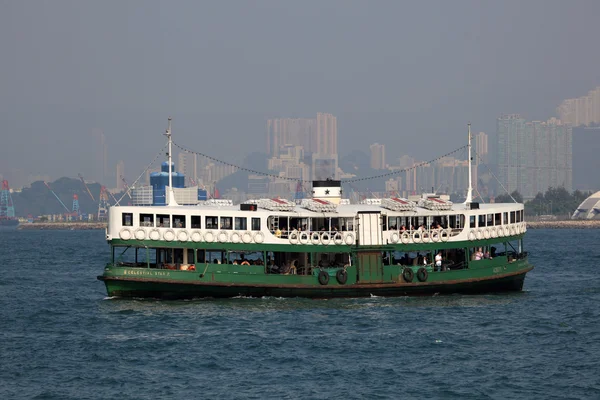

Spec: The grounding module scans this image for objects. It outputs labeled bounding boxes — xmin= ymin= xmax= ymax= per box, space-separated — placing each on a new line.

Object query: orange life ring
xmin=241 ymin=261 xmax=250 ymax=265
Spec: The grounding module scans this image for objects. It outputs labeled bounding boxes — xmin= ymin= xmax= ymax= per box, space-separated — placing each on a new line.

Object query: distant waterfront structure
xmin=557 ymin=86 xmax=600 ymax=126
xmin=370 ymin=143 xmax=386 ymax=170
xmin=496 ymin=114 xmax=572 ymax=198
xmin=474 ymin=132 xmax=488 ymax=165
xmin=572 ymin=191 xmax=600 ymax=219
xmin=116 ymin=161 xmax=125 ymax=191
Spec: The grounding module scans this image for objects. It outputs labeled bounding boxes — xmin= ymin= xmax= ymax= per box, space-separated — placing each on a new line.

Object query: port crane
xmin=78 ymin=173 xmax=95 ymax=201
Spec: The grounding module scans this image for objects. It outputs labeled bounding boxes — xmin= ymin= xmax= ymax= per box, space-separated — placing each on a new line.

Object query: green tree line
xmin=495 ymin=187 xmax=591 ymax=217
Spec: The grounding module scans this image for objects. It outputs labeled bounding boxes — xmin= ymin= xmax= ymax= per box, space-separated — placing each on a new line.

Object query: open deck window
xmin=251 ymin=217 xmax=261 ymax=231
xmin=470 ymin=215 xmax=476 ymax=228
xmin=173 ymin=215 xmax=186 ymax=228
xmin=122 ymin=213 xmax=133 ymax=226
xmin=510 ymin=211 xmax=516 ymax=223
xmin=206 ymin=216 xmax=218 ymax=229
xmin=191 ymin=216 xmax=201 ymax=229
xmin=235 ymin=217 xmax=247 ymax=230
xmin=157 ymin=214 xmax=170 ymax=228
xmin=495 ymin=213 xmax=501 ymax=226
xmin=140 ymin=213 xmax=154 ymax=227
xmin=220 ymin=217 xmax=232 ymax=230
xmin=487 ymin=214 xmax=493 ymax=226
xmin=478 ymin=214 xmax=486 ymax=227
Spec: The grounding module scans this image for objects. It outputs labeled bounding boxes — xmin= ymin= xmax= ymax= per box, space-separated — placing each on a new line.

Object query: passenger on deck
xmin=475 ymin=248 xmax=483 ymax=261
xmin=275 ymin=228 xmax=282 ymax=238
xmin=435 ymin=252 xmax=443 ymax=271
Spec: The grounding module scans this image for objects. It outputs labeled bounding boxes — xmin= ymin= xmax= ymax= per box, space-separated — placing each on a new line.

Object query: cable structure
xmin=172 ymin=141 xmax=468 ymax=184
xmin=115 ymin=142 xmax=169 ymax=206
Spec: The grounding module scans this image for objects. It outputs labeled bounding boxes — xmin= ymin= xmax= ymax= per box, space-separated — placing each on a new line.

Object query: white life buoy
xmin=509 ymin=225 xmax=515 ymax=236
xmin=218 ymin=231 xmax=229 ymax=243
xmin=231 ymin=232 xmax=241 ymax=243
xmin=503 ymin=226 xmax=509 ymax=237
xmin=119 ymin=228 xmax=132 ymax=241
xmin=483 ymin=227 xmax=491 ymax=239
xmin=149 ymin=229 xmax=160 ymax=241
xmin=288 ymin=230 xmax=299 ymax=245
xmin=401 ymin=231 xmax=410 ymax=244
xmin=490 ymin=226 xmax=497 ymax=238
xmin=311 ymin=232 xmax=321 ymax=245
xmin=254 ymin=231 xmax=264 ymax=244
xmin=522 ymin=222 xmax=527 ymax=233
xmin=163 ymin=229 xmax=175 ymax=242
xmin=344 ymin=232 xmax=355 ymax=245
xmin=191 ymin=230 xmax=203 ymax=242
xmin=299 ymin=232 xmax=310 ymax=245
xmin=204 ymin=230 xmax=215 ymax=243
xmin=412 ymin=231 xmax=422 ymax=243
xmin=421 ymin=231 xmax=430 ymax=243
xmin=431 ymin=230 xmax=440 ymax=243
xmin=333 ymin=232 xmax=343 ymax=245
xmin=440 ymin=228 xmax=450 ymax=242
xmin=476 ymin=229 xmax=483 ymax=240
xmin=390 ymin=232 xmax=400 ymax=244
xmin=497 ymin=226 xmax=504 ymax=237
xmin=468 ymin=229 xmax=476 ymax=241
xmin=177 ymin=230 xmax=189 ymax=242
xmin=242 ymin=231 xmax=252 ymax=244
xmin=134 ymin=228 xmax=146 ymax=241
xmin=321 ymin=232 xmax=331 ymax=245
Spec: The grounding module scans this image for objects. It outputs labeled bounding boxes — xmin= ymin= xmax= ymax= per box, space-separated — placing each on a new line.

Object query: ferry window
xmin=187 ymin=249 xmax=195 ymax=263
xmin=122 ymin=213 xmax=133 ymax=226
xmin=173 ymin=215 xmax=186 ymax=228
xmin=478 ymin=214 xmax=486 ymax=227
xmin=235 ymin=217 xmax=247 ymax=230
xmin=220 ymin=217 xmax=233 ymax=230
xmin=140 ymin=213 xmax=154 ymax=227
xmin=510 ymin=211 xmax=516 ymax=223
xmin=157 ymin=214 xmax=170 ymax=228
xmin=251 ymin=217 xmax=261 ymax=231
xmin=503 ymin=212 xmax=508 ymax=225
xmin=459 ymin=215 xmax=465 ymax=228
xmin=196 ymin=249 xmax=205 ymax=263
xmin=206 ymin=216 xmax=218 ymax=229
xmin=470 ymin=215 xmax=476 ymax=228
xmin=191 ymin=216 xmax=201 ymax=229
xmin=487 ymin=214 xmax=493 ymax=226
xmin=382 ymin=216 xmax=387 ymax=231
xmin=495 ymin=213 xmax=501 ymax=226
xmin=517 ymin=210 xmax=523 ymax=223
xmin=388 ymin=217 xmax=398 ymax=230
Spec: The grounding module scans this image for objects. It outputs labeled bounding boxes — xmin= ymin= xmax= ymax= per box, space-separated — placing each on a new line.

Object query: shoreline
xmin=14 ymin=220 xmax=600 ymax=231
xmin=17 ymin=222 xmax=107 ymax=230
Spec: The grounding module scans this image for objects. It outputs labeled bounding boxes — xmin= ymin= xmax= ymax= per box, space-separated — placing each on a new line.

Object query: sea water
xmin=0 ymin=229 xmax=599 ymax=399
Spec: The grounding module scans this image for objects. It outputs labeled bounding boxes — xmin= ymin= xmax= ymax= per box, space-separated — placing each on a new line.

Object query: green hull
xmin=98 ymin=259 xmax=533 ymax=300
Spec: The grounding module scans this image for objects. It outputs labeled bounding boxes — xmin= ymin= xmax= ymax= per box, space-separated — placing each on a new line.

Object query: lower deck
xmin=99 ymin=237 xmax=532 ymax=299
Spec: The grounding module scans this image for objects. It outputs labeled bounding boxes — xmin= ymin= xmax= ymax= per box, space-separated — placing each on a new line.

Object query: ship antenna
xmin=465 ymin=122 xmax=473 ymax=205
xmin=164 ymin=116 xmax=179 ymax=206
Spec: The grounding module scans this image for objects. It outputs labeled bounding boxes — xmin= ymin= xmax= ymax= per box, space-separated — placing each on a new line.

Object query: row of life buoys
xmin=317 ymin=268 xmax=348 ymax=285
xmin=288 ymin=231 xmax=355 ymax=246
xmin=119 ymin=228 xmax=265 ymax=244
xmin=467 ymin=223 xmax=528 ymax=241
xmin=391 ymin=229 xmax=452 ymax=244
xmin=402 ymin=267 xmax=428 ymax=283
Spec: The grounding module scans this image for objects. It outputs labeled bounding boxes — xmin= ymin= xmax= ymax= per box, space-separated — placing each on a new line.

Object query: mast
xmin=465 ymin=122 xmax=473 ymax=205
xmin=164 ymin=117 xmax=179 ymax=206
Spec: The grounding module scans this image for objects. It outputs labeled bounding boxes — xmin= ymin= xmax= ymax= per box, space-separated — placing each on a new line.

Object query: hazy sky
xmin=1 ymin=0 xmax=600 ymax=186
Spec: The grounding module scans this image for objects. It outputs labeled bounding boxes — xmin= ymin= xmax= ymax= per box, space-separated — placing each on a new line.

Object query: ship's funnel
xmin=312 ymin=180 xmax=342 ymax=205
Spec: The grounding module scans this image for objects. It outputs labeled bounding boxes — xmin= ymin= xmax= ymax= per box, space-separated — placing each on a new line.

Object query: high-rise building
xmin=474 ymin=132 xmax=488 ymax=165
xmin=178 ymin=152 xmax=191 ymax=186
xmin=370 ymin=143 xmax=386 ymax=170
xmin=316 ymin=112 xmax=337 ymax=156
xmin=266 ymin=118 xmax=316 ymax=157
xmin=116 ymin=161 xmax=125 ymax=191
xmin=557 ymin=86 xmax=600 ymax=126
xmin=496 ymin=114 xmax=572 ymax=198
xmin=496 ymin=114 xmax=529 ymax=196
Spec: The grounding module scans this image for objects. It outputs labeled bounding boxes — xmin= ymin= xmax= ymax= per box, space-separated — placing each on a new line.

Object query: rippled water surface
xmin=1 ymin=229 xmax=599 ymax=399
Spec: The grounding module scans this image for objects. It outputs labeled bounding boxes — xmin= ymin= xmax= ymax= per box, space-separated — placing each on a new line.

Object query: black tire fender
xmin=318 ymin=270 xmax=329 ymax=285
xmin=417 ymin=267 xmax=428 ymax=282
xmin=402 ymin=268 xmax=414 ymax=283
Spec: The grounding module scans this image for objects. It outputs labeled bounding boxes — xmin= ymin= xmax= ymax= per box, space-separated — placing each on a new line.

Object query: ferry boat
xmin=97 ymin=120 xmax=533 ymax=299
